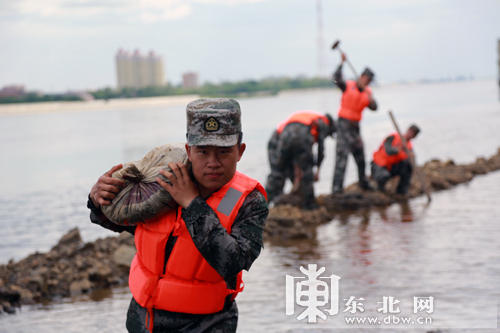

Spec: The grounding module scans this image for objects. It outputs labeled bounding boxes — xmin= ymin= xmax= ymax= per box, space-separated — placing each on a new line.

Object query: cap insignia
xmin=204 ymin=117 xmax=219 ymax=132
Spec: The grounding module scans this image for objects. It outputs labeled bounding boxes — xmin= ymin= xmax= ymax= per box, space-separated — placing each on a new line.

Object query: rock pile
xmin=0 ymin=228 xmax=135 ymax=314
xmin=265 ymin=148 xmax=500 ymax=239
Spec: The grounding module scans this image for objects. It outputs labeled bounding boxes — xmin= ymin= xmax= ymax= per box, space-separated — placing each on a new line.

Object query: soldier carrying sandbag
xmin=87 ymin=98 xmax=269 ymax=333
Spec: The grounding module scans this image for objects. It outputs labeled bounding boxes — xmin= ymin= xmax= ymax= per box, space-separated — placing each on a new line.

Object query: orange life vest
xmin=373 ymin=132 xmax=413 ymax=170
xmin=128 ymin=171 xmax=266 ymax=320
xmin=276 ymin=110 xmax=330 ymax=141
xmin=338 ymin=80 xmax=372 ymax=122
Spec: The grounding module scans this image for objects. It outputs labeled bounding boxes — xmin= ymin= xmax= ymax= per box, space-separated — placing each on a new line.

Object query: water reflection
xmin=265 ymin=200 xmax=417 ymax=270
xmin=267 ymin=236 xmax=322 ymax=263
xmin=88 ymin=288 xmax=114 ymax=302
xmin=375 ymin=200 xmax=415 ymax=223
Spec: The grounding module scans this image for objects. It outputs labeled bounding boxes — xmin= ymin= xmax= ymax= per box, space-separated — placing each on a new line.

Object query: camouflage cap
xmin=361 ymin=67 xmax=375 ymax=81
xmin=186 ymin=98 xmax=242 ymax=147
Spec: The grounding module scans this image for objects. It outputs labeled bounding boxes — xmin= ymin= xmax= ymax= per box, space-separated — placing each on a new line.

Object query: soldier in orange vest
xmin=87 ymin=98 xmax=269 ymax=333
xmin=332 ymin=52 xmax=377 ymax=193
xmin=265 ymin=111 xmax=335 ymax=209
xmin=371 ymin=124 xmax=420 ymax=195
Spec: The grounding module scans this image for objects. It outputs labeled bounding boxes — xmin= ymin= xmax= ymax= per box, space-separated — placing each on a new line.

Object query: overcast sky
xmin=1 ymin=0 xmax=499 ymax=92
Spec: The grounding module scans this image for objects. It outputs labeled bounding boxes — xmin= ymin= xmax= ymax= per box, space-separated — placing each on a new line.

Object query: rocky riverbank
xmin=264 ymin=148 xmax=500 ymax=239
xmin=0 ymin=228 xmax=136 ymax=314
xmin=1 ymin=148 xmax=499 ymax=314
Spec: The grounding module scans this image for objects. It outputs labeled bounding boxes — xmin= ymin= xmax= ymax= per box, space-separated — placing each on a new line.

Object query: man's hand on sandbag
xmin=157 ymin=162 xmax=199 ymax=209
xmin=90 ymin=164 xmax=125 ymax=208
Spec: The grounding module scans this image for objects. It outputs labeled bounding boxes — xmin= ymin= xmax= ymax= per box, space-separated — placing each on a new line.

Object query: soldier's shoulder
xmin=282 ymin=122 xmax=310 ymax=134
xmin=243 ymin=188 xmax=268 ymax=207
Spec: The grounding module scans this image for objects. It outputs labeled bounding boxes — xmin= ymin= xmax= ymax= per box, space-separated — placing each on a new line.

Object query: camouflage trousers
xmin=265 ymin=125 xmax=316 ymax=208
xmin=332 ymin=117 xmax=368 ymax=192
xmin=371 ymin=160 xmax=413 ymax=194
xmin=126 ymin=297 xmax=238 ymax=333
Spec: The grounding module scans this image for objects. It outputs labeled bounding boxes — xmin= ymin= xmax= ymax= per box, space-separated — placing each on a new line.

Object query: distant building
xmin=0 ymin=85 xmax=25 ymax=98
xmin=182 ymin=72 xmax=199 ymax=89
xmin=115 ymin=49 xmax=165 ymax=89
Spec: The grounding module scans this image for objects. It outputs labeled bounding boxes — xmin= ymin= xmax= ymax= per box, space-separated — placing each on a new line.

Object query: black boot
xmin=377 ymin=180 xmax=387 ymax=192
xmin=332 ymin=186 xmax=344 ymax=194
xmin=359 ymin=179 xmax=374 ymax=191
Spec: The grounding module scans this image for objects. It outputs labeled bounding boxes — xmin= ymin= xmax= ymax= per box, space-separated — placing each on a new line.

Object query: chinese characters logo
xmin=285 ymin=264 xmax=435 ymax=325
xmin=285 ymin=264 xmax=340 ymax=323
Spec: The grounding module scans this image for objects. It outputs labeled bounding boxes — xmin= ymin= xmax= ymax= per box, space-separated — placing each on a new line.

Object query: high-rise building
xmin=0 ymin=85 xmax=25 ymax=98
xmin=182 ymin=72 xmax=199 ymax=89
xmin=116 ymin=49 xmax=134 ymax=89
xmin=115 ymin=49 xmax=165 ymax=89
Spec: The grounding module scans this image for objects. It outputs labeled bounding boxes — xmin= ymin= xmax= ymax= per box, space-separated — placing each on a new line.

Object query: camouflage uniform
xmin=88 ymin=98 xmax=268 ymax=333
xmin=371 ymin=160 xmax=412 ymax=195
xmin=332 ymin=117 xmax=368 ymax=192
xmin=371 ymin=134 xmax=414 ymax=194
xmin=266 ymin=119 xmax=331 ymax=209
xmin=331 ymin=64 xmax=377 ymax=193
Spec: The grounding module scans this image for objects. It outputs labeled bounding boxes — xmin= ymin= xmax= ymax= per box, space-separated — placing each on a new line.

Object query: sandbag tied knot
xmin=122 ymin=164 xmax=145 ymax=183
xmin=101 ymin=143 xmax=188 ymax=225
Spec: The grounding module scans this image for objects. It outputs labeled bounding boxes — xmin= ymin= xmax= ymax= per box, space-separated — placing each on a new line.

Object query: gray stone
xmin=54 ymin=227 xmax=82 ymax=248
xmin=69 ymin=279 xmax=92 ymax=297
xmin=112 ymin=245 xmax=136 ymax=268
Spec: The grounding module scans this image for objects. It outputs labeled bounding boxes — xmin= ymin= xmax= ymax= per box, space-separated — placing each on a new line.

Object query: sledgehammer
xmin=331 ymin=40 xmax=358 ymax=79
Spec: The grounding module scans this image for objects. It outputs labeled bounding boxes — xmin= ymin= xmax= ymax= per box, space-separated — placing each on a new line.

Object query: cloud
xmin=137 ymin=0 xmax=192 ymax=22
xmin=194 ymin=0 xmax=265 ymax=4
xmin=11 ymin=0 xmax=127 ymax=18
xmin=139 ymin=2 xmax=192 ymax=23
xmin=362 ymin=0 xmax=439 ymax=8
xmin=5 ymin=0 xmax=267 ymax=23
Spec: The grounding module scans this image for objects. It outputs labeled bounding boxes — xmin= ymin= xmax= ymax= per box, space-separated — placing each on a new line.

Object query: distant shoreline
xmin=0 ymin=94 xmax=199 ymax=115
xmin=0 ymin=76 xmax=332 ymax=108
xmin=0 ymin=78 xmax=495 ymax=116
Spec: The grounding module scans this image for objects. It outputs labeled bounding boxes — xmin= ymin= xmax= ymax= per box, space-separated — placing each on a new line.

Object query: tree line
xmin=0 ymin=76 xmax=332 ymax=104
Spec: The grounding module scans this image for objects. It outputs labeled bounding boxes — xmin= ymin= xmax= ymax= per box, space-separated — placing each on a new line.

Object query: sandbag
xmin=101 ymin=143 xmax=189 ymax=225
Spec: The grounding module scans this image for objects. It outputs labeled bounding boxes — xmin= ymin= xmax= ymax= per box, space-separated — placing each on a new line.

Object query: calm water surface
xmin=0 ymin=80 xmax=499 ymax=332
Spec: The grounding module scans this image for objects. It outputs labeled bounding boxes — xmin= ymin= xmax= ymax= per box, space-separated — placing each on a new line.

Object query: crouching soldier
xmin=87 ymin=98 xmax=269 ymax=333
xmin=265 ymin=110 xmax=335 ymax=209
xmin=371 ymin=124 xmax=420 ymax=195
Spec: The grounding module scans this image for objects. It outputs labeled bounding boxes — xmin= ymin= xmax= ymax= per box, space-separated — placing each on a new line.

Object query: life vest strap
xmin=145 ymin=306 xmax=154 ymax=333
xmin=228 ymin=272 xmax=245 ymax=301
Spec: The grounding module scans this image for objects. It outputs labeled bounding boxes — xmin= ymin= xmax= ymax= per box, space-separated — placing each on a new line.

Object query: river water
xmin=0 ymin=80 xmax=499 ymax=332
